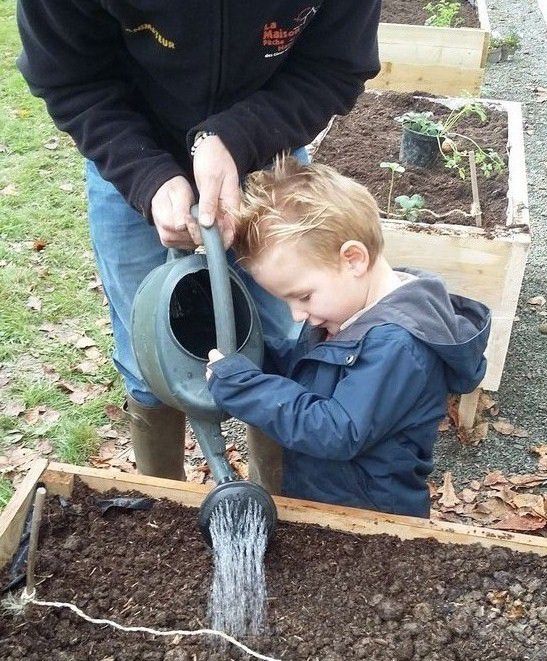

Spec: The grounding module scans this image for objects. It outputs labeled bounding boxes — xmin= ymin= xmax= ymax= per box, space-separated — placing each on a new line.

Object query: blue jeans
xmin=86 ymin=147 xmax=309 ymax=405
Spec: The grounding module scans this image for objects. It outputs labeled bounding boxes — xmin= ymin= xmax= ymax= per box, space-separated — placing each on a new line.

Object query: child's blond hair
xmin=234 ymin=155 xmax=383 ymax=268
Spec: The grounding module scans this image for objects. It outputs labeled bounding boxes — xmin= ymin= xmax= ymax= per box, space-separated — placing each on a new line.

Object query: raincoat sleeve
xmin=262 ymin=335 xmax=298 ymax=377
xmin=208 ymin=334 xmax=432 ymax=461
xmin=188 ymin=0 xmax=381 ymax=177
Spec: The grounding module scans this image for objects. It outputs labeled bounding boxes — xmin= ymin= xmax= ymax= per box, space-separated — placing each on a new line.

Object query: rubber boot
xmin=246 ymin=425 xmax=283 ymax=496
xmin=124 ymin=394 xmax=186 ymax=481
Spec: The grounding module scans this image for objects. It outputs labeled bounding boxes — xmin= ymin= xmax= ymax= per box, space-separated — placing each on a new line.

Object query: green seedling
xmin=424 ymin=0 xmax=462 ymax=27
xmin=490 ymin=30 xmax=521 ymax=51
xmin=380 ymin=162 xmax=405 ymax=218
xmin=395 ymin=111 xmax=444 ymax=137
xmin=395 ymin=194 xmax=426 ymax=221
xmin=395 ymin=103 xmax=505 ymax=180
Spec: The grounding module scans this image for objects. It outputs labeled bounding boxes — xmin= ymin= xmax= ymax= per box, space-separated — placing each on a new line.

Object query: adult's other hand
xmin=193 ymin=135 xmax=239 ymax=248
xmin=151 ymin=175 xmax=199 ymax=249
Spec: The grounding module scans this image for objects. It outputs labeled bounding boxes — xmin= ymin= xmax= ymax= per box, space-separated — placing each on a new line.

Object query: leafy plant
xmin=395 ymin=111 xmax=444 ymax=137
xmin=490 ymin=30 xmax=521 ymax=51
xmin=395 ymin=103 xmax=506 ymax=180
xmin=424 ymin=0 xmax=462 ymax=27
xmin=395 ymin=194 xmax=426 ymax=221
xmin=380 ymin=162 xmax=405 ymax=218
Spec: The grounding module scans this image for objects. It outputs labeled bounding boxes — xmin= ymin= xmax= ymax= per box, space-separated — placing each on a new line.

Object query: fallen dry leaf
xmin=76 ymin=360 xmax=100 ymax=375
xmin=508 ymin=473 xmax=547 ymax=488
xmin=533 ymin=86 xmax=547 ymax=102
xmin=105 ymin=404 xmax=124 ymax=421
xmin=492 ymin=419 xmax=516 ymax=435
xmin=506 ymin=600 xmax=526 ymax=620
xmin=483 ymin=470 xmax=508 ymax=487
xmin=84 ymin=346 xmax=103 ymax=361
xmin=475 ymin=497 xmax=513 ymax=520
xmin=477 ymin=392 xmax=499 ymax=416
xmin=75 ymin=335 xmax=96 ymax=349
xmin=438 ymin=416 xmax=451 ymax=432
xmin=527 ymin=295 xmax=545 ymax=307
xmin=530 ymin=445 xmax=547 ymax=471
xmin=26 ymin=295 xmax=42 ymax=312
xmin=43 ymin=136 xmax=60 ymax=150
xmin=492 ymin=513 xmax=546 ymax=532
xmin=1 ymin=183 xmax=18 ymax=196
xmin=97 ymin=424 xmax=119 ymax=439
xmin=511 ymin=493 xmax=546 ymax=518
xmin=22 ymin=406 xmax=60 ymax=426
xmin=458 ymin=420 xmax=489 ymax=445
xmin=460 ymin=488 xmax=477 ymax=504
xmin=438 ymin=471 xmax=460 ymax=509
xmin=3 ymin=401 xmax=25 ymax=417
xmin=428 ymin=482 xmax=439 ymax=499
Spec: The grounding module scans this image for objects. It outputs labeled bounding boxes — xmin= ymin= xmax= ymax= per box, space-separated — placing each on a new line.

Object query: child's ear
xmin=340 ymin=241 xmax=369 ymax=276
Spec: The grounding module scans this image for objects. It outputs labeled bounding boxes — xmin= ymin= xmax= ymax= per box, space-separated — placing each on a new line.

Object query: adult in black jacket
xmin=16 ymin=1 xmax=381 ymax=482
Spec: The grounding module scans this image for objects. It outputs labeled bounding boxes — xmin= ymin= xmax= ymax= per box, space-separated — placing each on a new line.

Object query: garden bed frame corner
xmin=373 ymin=0 xmax=491 ymax=96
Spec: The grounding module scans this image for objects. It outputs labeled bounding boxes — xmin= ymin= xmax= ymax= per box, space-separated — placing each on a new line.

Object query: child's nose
xmin=291 ymin=307 xmax=308 ymax=323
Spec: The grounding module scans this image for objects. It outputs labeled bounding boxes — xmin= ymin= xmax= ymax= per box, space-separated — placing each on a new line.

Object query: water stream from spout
xmin=208 ymin=499 xmax=269 ymax=637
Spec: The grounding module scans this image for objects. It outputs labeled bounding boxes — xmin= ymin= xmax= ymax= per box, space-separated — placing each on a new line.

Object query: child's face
xmin=250 ymin=242 xmax=369 ymax=336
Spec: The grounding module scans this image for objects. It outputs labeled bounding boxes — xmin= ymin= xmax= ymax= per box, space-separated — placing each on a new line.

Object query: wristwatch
xmin=191 ymin=131 xmax=217 ymax=156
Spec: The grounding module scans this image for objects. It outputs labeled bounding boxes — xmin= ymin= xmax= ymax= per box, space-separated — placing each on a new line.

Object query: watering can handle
xmin=166 ymin=205 xmax=237 ymax=357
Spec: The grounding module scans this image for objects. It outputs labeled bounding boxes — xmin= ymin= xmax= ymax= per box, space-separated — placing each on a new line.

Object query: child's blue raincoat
xmin=207 ymin=269 xmax=491 ymax=517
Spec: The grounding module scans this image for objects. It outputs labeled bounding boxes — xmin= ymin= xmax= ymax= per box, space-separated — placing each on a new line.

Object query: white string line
xmin=22 ymin=590 xmax=280 ymax=661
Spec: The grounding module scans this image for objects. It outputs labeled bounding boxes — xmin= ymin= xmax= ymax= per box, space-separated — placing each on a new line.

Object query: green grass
xmin=0 ymin=478 xmax=14 ymax=508
xmin=0 ymin=1 xmax=125 ymax=509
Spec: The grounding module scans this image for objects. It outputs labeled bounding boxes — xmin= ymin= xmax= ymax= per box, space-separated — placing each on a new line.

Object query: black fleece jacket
xmin=17 ymin=1 xmax=381 ymax=219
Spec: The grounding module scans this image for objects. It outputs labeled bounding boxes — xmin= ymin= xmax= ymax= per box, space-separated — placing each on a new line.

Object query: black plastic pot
xmin=399 ymin=127 xmax=440 ymax=168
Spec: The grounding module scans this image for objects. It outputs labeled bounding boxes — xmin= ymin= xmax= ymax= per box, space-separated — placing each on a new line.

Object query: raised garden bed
xmin=313 ymin=91 xmax=529 ymax=425
xmin=1 ymin=462 xmax=546 ymax=659
xmin=373 ymin=0 xmax=490 ymax=95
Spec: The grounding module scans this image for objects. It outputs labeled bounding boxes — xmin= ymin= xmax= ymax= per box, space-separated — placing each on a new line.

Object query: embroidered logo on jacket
xmin=125 ymin=24 xmax=175 ymax=49
xmin=262 ymin=6 xmax=318 ymax=58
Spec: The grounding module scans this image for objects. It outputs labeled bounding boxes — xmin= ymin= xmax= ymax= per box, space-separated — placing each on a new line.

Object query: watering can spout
xmin=198 ymin=480 xmax=277 ymax=547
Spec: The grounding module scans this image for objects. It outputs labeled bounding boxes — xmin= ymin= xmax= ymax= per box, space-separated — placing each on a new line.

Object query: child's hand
xmin=206 ymin=349 xmax=225 ymax=381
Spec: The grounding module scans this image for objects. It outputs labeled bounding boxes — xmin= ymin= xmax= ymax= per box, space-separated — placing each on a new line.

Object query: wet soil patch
xmin=380 ymin=0 xmax=480 ymax=29
xmin=314 ymin=91 xmax=510 ymax=231
xmin=1 ymin=481 xmax=546 ymax=660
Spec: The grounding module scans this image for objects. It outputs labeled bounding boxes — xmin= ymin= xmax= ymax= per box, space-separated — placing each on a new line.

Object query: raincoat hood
xmin=334 ymin=268 xmax=491 ymax=394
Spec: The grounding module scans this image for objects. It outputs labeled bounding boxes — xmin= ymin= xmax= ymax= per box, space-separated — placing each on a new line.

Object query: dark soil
xmin=380 ymin=0 xmax=480 ymax=29
xmin=314 ymin=91 xmax=510 ymax=231
xmin=1 ymin=481 xmax=546 ymax=661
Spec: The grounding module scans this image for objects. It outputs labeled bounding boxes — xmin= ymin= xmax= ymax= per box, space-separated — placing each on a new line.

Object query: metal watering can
xmin=130 ymin=206 xmax=277 ymax=545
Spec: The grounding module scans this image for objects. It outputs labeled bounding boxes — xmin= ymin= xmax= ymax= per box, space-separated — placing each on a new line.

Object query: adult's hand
xmin=193 ymin=135 xmax=240 ymax=248
xmin=151 ymin=175 xmax=200 ymax=249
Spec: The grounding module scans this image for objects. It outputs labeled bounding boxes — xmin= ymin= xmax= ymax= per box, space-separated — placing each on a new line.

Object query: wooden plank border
xmin=0 ymin=458 xmax=48 ymax=569
xmin=12 ymin=462 xmax=546 ymax=559
xmin=373 ymin=0 xmax=490 ymax=95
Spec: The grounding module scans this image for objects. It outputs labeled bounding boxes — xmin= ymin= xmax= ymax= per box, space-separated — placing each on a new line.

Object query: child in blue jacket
xmin=206 ymin=157 xmax=491 ymax=518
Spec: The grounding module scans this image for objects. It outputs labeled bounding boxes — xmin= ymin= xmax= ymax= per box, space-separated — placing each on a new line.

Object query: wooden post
xmin=25 ymin=487 xmax=47 ymax=596
xmin=468 ymin=150 xmax=482 ymax=227
xmin=458 ymin=389 xmax=482 ymax=429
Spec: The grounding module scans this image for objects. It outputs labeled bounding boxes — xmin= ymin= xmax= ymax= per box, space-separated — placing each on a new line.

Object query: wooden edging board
xmin=371 ymin=0 xmax=491 ymax=96
xmin=1 ymin=461 xmax=546 ymax=571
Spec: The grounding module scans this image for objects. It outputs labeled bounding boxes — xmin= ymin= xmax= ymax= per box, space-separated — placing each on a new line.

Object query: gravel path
xmin=434 ymin=0 xmax=547 ymax=484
